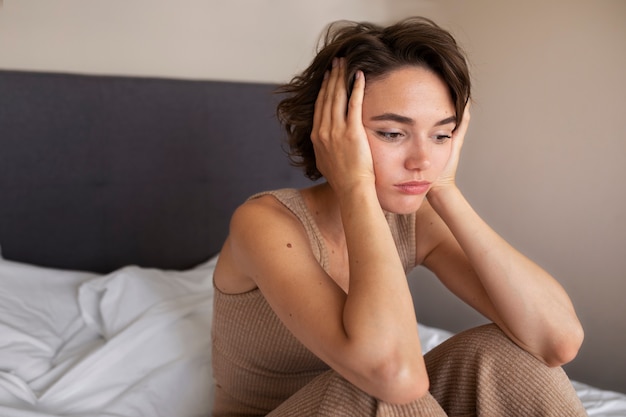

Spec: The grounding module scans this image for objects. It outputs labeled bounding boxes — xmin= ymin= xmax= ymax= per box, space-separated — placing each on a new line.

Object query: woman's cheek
xmin=434 ymin=143 xmax=452 ymax=170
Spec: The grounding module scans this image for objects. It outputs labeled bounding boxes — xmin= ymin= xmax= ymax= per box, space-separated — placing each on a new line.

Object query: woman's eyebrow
xmin=369 ymin=113 xmax=415 ymax=125
xmin=369 ymin=113 xmax=457 ymax=127
xmin=434 ymin=115 xmax=457 ymax=126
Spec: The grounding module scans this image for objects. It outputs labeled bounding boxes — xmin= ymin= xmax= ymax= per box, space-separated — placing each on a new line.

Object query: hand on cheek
xmin=431 ymin=103 xmax=471 ymax=192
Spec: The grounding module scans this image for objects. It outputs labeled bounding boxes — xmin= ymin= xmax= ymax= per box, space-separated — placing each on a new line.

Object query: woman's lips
xmin=394 ymin=181 xmax=431 ymax=195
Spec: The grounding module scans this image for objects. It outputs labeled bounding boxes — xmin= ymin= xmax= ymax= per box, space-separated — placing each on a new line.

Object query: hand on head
xmin=311 ymin=57 xmax=374 ymax=193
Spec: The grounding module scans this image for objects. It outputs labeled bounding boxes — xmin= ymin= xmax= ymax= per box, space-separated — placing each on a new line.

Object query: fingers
xmin=311 ymin=58 xmax=345 ymax=178
xmin=329 ymin=58 xmax=348 ymax=124
xmin=454 ymin=102 xmax=471 ymax=139
xmin=449 ymin=101 xmax=471 ymax=154
xmin=347 ymin=69 xmax=365 ymax=129
xmin=312 ymin=70 xmax=329 ymax=140
xmin=313 ymin=58 xmax=350 ymax=141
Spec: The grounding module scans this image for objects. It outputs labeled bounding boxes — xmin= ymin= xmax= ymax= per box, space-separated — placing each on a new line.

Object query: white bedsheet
xmin=0 ymin=257 xmax=216 ymax=417
xmin=0 ymin=256 xmax=625 ymax=417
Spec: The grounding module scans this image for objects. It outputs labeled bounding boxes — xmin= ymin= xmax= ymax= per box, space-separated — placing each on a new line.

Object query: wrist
xmin=339 ymin=192 xmax=381 ymax=223
xmin=334 ymin=177 xmax=377 ymax=204
xmin=426 ymin=184 xmax=463 ymax=213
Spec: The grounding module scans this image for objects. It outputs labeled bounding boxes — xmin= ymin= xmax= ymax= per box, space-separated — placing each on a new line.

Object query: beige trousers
xmin=268 ymin=324 xmax=588 ymax=417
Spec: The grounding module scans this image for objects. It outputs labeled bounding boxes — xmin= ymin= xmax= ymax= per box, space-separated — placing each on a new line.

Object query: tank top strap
xmin=249 ymin=189 xmax=330 ymax=273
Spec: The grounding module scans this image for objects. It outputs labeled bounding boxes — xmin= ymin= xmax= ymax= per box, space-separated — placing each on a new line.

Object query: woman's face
xmin=361 ymin=66 xmax=456 ymax=214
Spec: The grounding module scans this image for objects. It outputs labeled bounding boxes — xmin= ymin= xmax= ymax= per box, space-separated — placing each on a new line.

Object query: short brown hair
xmin=276 ymin=17 xmax=471 ymax=181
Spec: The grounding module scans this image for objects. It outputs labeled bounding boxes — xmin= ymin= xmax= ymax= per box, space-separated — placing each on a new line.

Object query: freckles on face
xmin=360 ymin=66 xmax=456 ymax=212
xmin=361 ymin=66 xmax=456 ymax=134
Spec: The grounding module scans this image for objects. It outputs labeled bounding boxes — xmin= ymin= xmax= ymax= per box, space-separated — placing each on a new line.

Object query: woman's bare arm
xmin=422 ymin=107 xmax=584 ymax=366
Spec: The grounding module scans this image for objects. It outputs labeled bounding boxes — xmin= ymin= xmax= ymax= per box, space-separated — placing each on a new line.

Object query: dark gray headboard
xmin=0 ymin=70 xmax=310 ymax=273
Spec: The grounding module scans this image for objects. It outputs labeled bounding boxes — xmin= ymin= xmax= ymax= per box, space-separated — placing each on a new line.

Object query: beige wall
xmin=1 ymin=0 xmax=625 ymax=393
xmin=0 ymin=0 xmax=408 ymax=83
xmin=405 ymin=0 xmax=626 ymax=393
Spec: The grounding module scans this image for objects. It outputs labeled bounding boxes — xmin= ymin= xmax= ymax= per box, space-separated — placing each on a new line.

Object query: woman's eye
xmin=377 ymin=131 xmax=404 ymax=141
xmin=433 ymin=134 xmax=452 ymax=143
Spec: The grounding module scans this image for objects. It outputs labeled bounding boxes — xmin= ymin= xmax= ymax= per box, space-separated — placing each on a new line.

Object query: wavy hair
xmin=276 ymin=17 xmax=471 ymax=181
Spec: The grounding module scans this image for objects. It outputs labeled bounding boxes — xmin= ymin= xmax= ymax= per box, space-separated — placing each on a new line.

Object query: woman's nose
xmin=404 ymin=141 xmax=431 ymax=171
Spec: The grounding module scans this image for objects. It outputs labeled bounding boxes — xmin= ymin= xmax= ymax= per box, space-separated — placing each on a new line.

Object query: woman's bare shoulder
xmin=231 ymin=193 xmax=304 ymax=236
xmin=214 ymin=193 xmax=310 ymax=293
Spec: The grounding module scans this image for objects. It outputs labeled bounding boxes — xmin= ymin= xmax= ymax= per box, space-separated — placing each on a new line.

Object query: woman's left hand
xmin=429 ymin=103 xmax=471 ymax=193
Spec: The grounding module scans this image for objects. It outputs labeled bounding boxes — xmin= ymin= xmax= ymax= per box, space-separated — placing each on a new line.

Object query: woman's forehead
xmin=363 ymin=67 xmax=455 ymax=119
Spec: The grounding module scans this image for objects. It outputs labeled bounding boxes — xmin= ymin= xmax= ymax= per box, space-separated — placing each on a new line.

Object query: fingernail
xmin=332 ymin=57 xmax=338 ymax=68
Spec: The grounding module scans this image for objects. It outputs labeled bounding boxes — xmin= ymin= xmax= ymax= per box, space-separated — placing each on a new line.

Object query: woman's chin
xmin=379 ymin=194 xmax=426 ymax=215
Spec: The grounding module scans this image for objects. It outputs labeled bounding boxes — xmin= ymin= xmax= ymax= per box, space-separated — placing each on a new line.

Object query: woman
xmin=212 ymin=17 xmax=587 ymax=416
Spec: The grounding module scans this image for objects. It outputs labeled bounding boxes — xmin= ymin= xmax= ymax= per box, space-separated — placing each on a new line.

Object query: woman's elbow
xmin=545 ymin=323 xmax=585 ymax=367
xmin=370 ymin=358 xmax=430 ymax=404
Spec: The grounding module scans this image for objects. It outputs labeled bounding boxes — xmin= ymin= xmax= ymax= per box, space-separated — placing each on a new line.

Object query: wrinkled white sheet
xmin=0 ymin=257 xmax=216 ymax=417
xmin=1 ymin=255 xmax=625 ymax=417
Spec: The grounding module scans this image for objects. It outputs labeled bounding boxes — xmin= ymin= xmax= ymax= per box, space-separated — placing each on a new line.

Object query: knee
xmin=463 ymin=324 xmax=576 ymax=385
xmin=456 ymin=323 xmax=511 ymax=351
xmin=451 ymin=324 xmax=534 ymax=367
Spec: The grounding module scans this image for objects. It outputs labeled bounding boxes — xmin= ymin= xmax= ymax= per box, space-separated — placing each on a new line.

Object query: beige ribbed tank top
xmin=211 ymin=189 xmax=416 ymax=416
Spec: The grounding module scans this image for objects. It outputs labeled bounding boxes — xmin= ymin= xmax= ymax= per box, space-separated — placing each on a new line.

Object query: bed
xmin=1 ymin=70 xmax=625 ymax=416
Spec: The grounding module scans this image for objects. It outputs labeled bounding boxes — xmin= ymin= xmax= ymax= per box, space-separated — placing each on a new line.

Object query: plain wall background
xmin=1 ymin=0 xmax=624 ymax=393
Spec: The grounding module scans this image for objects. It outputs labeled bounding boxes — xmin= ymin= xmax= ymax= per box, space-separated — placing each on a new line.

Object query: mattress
xmin=1 ymin=254 xmax=624 ymax=417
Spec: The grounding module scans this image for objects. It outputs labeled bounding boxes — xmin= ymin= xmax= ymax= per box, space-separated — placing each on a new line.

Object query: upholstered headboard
xmin=0 ymin=70 xmax=310 ymax=273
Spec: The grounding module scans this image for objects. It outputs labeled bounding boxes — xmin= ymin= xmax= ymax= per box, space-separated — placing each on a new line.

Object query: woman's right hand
xmin=311 ymin=58 xmax=374 ymax=193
